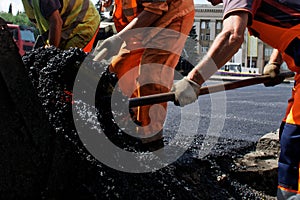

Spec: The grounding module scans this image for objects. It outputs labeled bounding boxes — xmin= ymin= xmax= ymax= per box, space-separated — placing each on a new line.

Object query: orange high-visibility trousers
xmin=109 ymin=10 xmax=195 ymax=141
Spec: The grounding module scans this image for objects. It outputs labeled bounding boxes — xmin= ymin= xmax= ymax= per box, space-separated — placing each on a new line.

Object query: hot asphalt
xmin=165 ymin=77 xmax=293 ymax=143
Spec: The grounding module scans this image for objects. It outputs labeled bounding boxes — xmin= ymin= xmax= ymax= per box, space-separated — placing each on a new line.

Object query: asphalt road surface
xmin=164 ymin=79 xmax=294 ymax=144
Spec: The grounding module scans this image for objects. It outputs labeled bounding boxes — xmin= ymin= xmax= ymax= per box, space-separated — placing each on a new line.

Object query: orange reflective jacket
xmin=247 ymin=0 xmax=300 ymax=73
xmin=113 ymin=0 xmax=142 ymax=32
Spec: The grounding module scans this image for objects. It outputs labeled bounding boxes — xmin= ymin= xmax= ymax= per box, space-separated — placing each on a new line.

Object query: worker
xmin=171 ymin=0 xmax=300 ymax=199
xmin=21 ymin=0 xmax=100 ymax=53
xmin=93 ymin=0 xmax=195 ymax=150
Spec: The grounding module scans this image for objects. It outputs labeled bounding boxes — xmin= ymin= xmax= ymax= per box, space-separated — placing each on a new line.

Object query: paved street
xmin=164 ymin=79 xmax=294 ymax=143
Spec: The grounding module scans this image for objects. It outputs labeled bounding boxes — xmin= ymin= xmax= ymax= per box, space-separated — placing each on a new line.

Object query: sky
xmin=0 ymin=0 xmax=208 ymax=15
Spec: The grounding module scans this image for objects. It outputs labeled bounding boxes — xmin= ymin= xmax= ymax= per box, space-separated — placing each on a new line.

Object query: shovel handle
xmin=128 ymin=71 xmax=295 ymax=108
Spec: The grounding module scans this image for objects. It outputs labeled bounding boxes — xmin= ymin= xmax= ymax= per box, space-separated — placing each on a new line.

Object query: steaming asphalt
xmin=164 ymin=79 xmax=293 ymax=143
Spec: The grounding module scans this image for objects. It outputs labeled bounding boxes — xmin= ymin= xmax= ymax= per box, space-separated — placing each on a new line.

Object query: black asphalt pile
xmin=0 ymin=43 xmax=277 ymax=199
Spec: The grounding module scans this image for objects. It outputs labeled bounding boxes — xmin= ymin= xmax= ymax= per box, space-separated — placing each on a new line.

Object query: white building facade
xmin=194 ymin=4 xmax=274 ymax=74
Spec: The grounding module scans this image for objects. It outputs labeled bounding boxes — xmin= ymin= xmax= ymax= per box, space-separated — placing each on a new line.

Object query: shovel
xmin=128 ymin=71 xmax=295 ymax=108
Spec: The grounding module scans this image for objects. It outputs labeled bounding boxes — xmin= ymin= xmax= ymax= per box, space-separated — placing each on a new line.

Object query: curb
xmin=210 ymin=75 xmax=294 ymax=84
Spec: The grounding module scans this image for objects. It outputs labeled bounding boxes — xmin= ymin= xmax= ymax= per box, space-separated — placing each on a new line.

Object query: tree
xmin=0 ymin=12 xmax=34 ymax=27
xmin=8 ymin=3 xmax=12 ymax=14
xmin=0 ymin=12 xmax=38 ymax=37
xmin=175 ymin=26 xmax=200 ymax=76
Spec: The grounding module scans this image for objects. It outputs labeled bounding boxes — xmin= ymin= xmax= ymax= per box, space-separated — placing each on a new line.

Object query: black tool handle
xmin=128 ymin=71 xmax=295 ymax=108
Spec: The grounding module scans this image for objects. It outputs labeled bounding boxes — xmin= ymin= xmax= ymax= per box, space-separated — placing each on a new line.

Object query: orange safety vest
xmin=113 ymin=0 xmax=143 ymax=32
xmin=248 ymin=0 xmax=300 ymax=74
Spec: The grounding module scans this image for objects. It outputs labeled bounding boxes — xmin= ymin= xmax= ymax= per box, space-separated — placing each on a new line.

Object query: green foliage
xmin=0 ymin=12 xmax=34 ymax=27
xmin=176 ymin=26 xmax=200 ymax=75
xmin=0 ymin=11 xmax=38 ymax=36
xmin=185 ymin=26 xmax=199 ymax=62
xmin=8 ymin=3 xmax=12 ymax=14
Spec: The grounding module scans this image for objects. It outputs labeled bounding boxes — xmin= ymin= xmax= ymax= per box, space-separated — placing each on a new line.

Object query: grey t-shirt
xmin=222 ymin=0 xmax=252 ymax=21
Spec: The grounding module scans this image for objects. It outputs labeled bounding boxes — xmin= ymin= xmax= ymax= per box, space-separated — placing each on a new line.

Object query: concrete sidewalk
xmin=210 ymin=75 xmax=256 ymax=81
xmin=210 ymin=74 xmax=294 ymax=83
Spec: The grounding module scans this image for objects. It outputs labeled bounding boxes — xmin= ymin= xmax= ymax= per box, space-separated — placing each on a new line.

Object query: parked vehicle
xmin=216 ymin=62 xmax=259 ymax=77
xmin=7 ymin=24 xmax=35 ymax=56
xmin=219 ymin=62 xmax=242 ymax=73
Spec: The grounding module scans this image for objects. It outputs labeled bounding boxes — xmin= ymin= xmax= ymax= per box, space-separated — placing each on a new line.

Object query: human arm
xmin=269 ymin=49 xmax=283 ymax=64
xmin=117 ymin=10 xmax=161 ymax=39
xmin=93 ymin=10 xmax=161 ymax=60
xmin=172 ymin=11 xmax=249 ymax=106
xmin=263 ymin=49 xmax=283 ymax=77
xmin=188 ymin=12 xmax=248 ymax=85
xmin=263 ymin=49 xmax=285 ymax=86
xmin=48 ymin=9 xmax=63 ymax=47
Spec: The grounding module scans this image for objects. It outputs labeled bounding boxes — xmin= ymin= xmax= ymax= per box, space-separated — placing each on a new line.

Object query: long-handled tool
xmin=33 ymin=34 xmax=46 ymax=49
xmin=128 ymin=71 xmax=295 ymax=108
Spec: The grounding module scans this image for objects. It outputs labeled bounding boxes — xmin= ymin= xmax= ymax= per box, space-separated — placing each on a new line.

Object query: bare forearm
xmin=269 ymin=49 xmax=283 ymax=65
xmin=48 ymin=10 xmax=63 ymax=47
xmin=187 ymin=12 xmax=249 ymax=85
xmin=188 ymin=30 xmax=244 ymax=84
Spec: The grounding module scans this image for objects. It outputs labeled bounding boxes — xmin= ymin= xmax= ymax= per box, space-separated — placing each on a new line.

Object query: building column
xmin=257 ymin=41 xmax=264 ymax=73
xmin=210 ymin=19 xmax=216 ymax=40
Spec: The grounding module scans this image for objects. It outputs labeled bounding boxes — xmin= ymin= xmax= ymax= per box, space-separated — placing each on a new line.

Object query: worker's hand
xmin=171 ymin=77 xmax=201 ymax=107
xmin=263 ymin=62 xmax=283 ymax=87
xmin=263 ymin=62 xmax=280 ymax=78
xmin=93 ymin=34 xmax=123 ymax=61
